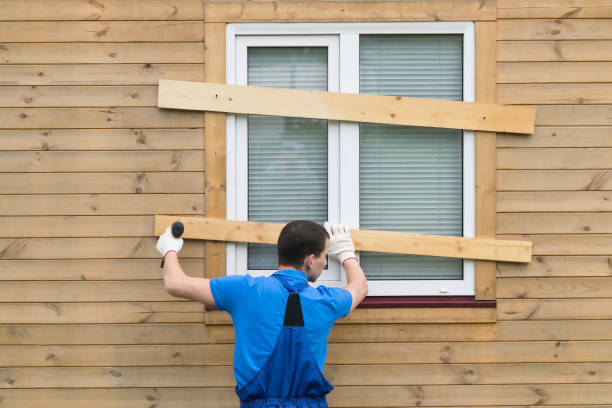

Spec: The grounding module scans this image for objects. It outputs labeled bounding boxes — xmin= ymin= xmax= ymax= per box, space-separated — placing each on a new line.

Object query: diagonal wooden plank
xmin=155 ymin=216 xmax=532 ymax=263
xmin=158 ymin=80 xmax=536 ymax=134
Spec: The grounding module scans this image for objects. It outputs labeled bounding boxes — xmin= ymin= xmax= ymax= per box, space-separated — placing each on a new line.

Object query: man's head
xmin=278 ymin=220 xmax=330 ymax=282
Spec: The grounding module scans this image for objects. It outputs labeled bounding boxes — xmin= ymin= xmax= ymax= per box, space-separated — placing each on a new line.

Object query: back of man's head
xmin=278 ymin=220 xmax=329 ymax=269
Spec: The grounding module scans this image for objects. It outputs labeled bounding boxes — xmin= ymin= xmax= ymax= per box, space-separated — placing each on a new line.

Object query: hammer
xmin=160 ymin=221 xmax=184 ymax=268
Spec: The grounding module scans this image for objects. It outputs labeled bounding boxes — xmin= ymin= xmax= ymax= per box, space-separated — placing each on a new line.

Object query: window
xmin=226 ymin=23 xmax=475 ymax=296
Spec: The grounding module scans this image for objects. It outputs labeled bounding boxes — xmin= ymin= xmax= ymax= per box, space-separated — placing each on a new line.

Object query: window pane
xmin=359 ymin=35 xmax=463 ymax=280
xmin=247 ymin=47 xmax=328 ymax=270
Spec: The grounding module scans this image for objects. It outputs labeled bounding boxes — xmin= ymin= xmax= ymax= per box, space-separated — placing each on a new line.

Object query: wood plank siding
xmin=1 ymin=0 xmax=611 ymax=407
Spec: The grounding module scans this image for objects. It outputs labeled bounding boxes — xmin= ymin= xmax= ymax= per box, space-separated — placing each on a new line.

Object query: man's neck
xmin=278 ymin=265 xmax=307 ymax=277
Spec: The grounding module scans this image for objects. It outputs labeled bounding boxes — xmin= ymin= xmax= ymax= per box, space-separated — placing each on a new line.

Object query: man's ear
xmin=303 ymin=254 xmax=315 ymax=270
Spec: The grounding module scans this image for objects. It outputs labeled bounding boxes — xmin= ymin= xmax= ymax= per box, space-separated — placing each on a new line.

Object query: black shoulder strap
xmin=283 ymin=293 xmax=304 ymax=327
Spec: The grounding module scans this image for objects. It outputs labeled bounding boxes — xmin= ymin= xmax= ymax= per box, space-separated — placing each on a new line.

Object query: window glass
xmin=359 ymin=35 xmax=464 ymax=280
xmin=247 ymin=47 xmax=328 ymax=269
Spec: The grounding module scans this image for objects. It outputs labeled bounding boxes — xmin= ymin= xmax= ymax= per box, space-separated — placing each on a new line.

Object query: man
xmin=156 ymin=220 xmax=368 ymax=407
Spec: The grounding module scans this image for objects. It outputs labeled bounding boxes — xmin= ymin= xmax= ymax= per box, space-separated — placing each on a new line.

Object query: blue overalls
xmin=235 ymin=273 xmax=334 ymax=408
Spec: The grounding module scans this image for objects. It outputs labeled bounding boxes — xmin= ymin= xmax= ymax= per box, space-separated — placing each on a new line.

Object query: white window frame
xmin=226 ymin=22 xmax=475 ymax=296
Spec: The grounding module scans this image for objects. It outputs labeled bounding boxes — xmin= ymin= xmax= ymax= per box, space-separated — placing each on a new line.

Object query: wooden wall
xmin=1 ymin=0 xmax=612 ymax=407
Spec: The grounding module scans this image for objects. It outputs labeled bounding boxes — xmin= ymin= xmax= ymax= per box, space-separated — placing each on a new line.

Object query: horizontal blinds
xmin=359 ymin=35 xmax=463 ymax=280
xmin=247 ymin=47 xmax=328 ymax=270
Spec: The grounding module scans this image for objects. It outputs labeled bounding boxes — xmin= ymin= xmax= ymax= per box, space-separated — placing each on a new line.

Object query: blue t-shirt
xmin=210 ymin=269 xmax=352 ymax=388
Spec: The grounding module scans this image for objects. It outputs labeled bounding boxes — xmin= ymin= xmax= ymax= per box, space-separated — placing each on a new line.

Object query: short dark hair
xmin=278 ymin=220 xmax=329 ymax=269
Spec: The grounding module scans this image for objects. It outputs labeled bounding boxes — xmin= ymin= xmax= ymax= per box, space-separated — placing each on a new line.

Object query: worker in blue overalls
xmin=156 ymin=220 xmax=369 ymax=407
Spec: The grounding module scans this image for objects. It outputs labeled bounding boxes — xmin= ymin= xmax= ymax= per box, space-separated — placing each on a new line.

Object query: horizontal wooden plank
xmin=498 ymin=147 xmax=612 ymax=169
xmin=0 ymin=344 xmax=230 ymax=367
xmin=0 ymin=43 xmax=204 ymax=63
xmin=498 ymin=276 xmax=612 ymax=299
xmin=498 ymin=213 xmax=612 ymax=234
xmin=329 ymin=384 xmax=612 ymax=407
xmin=4 ymin=386 xmax=612 ymax=408
xmin=498 ymin=19 xmax=612 ymax=40
xmin=7 ymin=362 xmax=612 ymax=388
xmin=0 ymin=0 xmax=203 ymax=20
xmin=0 ymin=86 xmax=160 ymax=107
xmin=0 ymin=302 xmax=204 ymax=324
xmin=0 ymin=151 xmax=204 ymax=172
xmin=204 ymin=0 xmax=496 ymax=22
xmin=206 ymin=323 xmax=497 ymax=344
xmin=498 ymin=62 xmax=612 ymax=84
xmin=0 ymin=128 xmax=203 ymax=150
xmin=498 ymin=191 xmax=612 ymax=212
xmin=498 ymin=127 xmax=612 ymax=148
xmin=0 ymin=366 xmax=232 ymax=388
xmin=497 ymin=256 xmax=612 ymax=277
xmin=0 ymin=281 xmax=181 ymax=302
xmin=498 ymin=234 xmax=612 ymax=256
xmin=0 ymin=21 xmax=202 ymax=42
xmin=535 ymin=106 xmax=612 ymax=126
xmin=498 ymin=0 xmax=612 ymax=18
xmin=499 ymin=298 xmax=612 ymax=320
xmin=498 ymin=40 xmax=612 ymax=61
xmin=207 ymin=307 xmax=496 ymax=325
xmin=0 ymin=64 xmax=204 ymax=86
xmin=0 ymin=194 xmax=204 ymax=215
xmin=498 ymin=84 xmax=612 ymax=105
xmin=8 ymin=340 xmax=612 ymax=367
xmin=155 ymin=216 xmax=532 ymax=263
xmin=0 ymin=324 xmax=212 ymax=345
xmin=0 ymin=108 xmax=204 ymax=128
xmin=159 ymin=80 xmax=536 ymax=134
xmin=0 ymin=216 xmax=153 ymax=237
xmin=0 ymin=237 xmax=204 ymax=259
xmin=497 ymin=320 xmax=612 ymax=341
xmin=498 ymin=170 xmax=612 ymax=191
xmin=0 ymin=173 xmax=205 ymax=194
xmin=0 ymin=259 xmax=205 ymax=281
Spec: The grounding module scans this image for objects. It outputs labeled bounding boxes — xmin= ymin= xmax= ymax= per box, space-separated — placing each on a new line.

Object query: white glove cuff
xmin=337 ymin=251 xmax=357 ymax=265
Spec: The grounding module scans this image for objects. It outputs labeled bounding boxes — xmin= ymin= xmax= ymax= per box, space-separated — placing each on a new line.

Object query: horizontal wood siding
xmin=0 ymin=1 xmax=208 ymax=407
xmin=2 ymin=0 xmax=612 ymax=407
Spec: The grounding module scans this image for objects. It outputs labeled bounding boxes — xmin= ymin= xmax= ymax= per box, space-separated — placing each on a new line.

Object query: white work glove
xmin=324 ymin=222 xmax=356 ymax=265
xmin=156 ymin=226 xmax=183 ymax=258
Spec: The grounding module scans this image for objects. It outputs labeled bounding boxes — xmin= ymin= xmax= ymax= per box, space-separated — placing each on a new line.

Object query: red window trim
xmin=359 ymin=296 xmax=496 ymax=308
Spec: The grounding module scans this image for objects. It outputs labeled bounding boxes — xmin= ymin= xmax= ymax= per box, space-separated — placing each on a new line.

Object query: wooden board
xmin=497 ymin=320 xmax=612 ymax=341
xmin=0 ymin=259 xmax=205 ymax=281
xmin=498 ymin=298 xmax=612 ymax=320
xmin=1 ymin=151 xmax=204 ymax=172
xmin=0 ymin=64 xmax=203 ymax=86
xmin=6 ymin=340 xmax=612 ymax=366
xmin=498 ymin=40 xmax=612 ymax=62
xmin=498 ymin=84 xmax=612 ymax=105
xmin=203 ymin=0 xmax=496 ymax=22
xmin=498 ymin=19 xmax=612 ymax=40
xmin=0 ymin=43 xmax=204 ymax=64
xmin=0 ymin=302 xmax=204 ymax=324
xmin=497 ymin=256 xmax=612 ymax=278
xmin=498 ymin=213 xmax=612 ymax=234
xmin=0 ymin=238 xmax=204 ymax=259
xmin=498 ymin=170 xmax=612 ymax=191
xmin=0 ymin=21 xmax=203 ymax=42
xmin=0 ymin=86 xmax=159 ymax=107
xmin=474 ymin=21 xmax=497 ymax=300
xmin=0 ymin=128 xmax=204 ymax=150
xmin=0 ymin=216 xmax=154 ymax=237
xmin=0 ymin=0 xmax=203 ymax=20
xmin=498 ymin=191 xmax=612 ymax=212
xmin=499 ymin=234 xmax=612 ymax=256
xmin=1 ymin=195 xmax=203 ymax=216
xmin=155 ymin=216 xmax=532 ymax=263
xmin=498 ymin=148 xmax=612 ymax=169
xmin=535 ymin=106 xmax=612 ymax=126
xmin=0 ymin=173 xmax=205 ymax=194
xmin=158 ymin=80 xmax=536 ymax=134
xmin=0 ymin=108 xmax=204 ymax=128
xmin=498 ymin=127 xmax=612 ymax=147
xmin=497 ymin=277 xmax=612 ymax=299
xmin=498 ymin=62 xmax=612 ymax=84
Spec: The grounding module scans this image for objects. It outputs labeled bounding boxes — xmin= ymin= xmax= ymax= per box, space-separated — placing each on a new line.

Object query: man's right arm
xmin=343 ymin=258 xmax=368 ymax=313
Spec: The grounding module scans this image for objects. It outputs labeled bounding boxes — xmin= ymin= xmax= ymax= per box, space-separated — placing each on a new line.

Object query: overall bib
xmin=235 ymin=273 xmax=334 ymax=408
